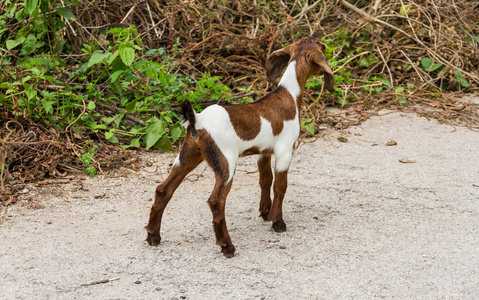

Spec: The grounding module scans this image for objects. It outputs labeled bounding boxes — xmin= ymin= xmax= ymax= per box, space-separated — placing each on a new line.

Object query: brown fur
xmin=224 ymin=87 xmax=297 ymax=138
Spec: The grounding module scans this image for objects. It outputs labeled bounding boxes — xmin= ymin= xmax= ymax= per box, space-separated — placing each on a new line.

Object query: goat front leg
xmin=268 ymin=170 xmax=288 ymax=232
xmin=267 ymin=151 xmax=292 ymax=232
xmin=145 ymin=137 xmax=202 ymax=246
xmin=257 ymin=155 xmax=273 ymax=220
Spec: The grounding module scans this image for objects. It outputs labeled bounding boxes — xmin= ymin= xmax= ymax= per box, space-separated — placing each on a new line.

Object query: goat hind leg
xmin=145 ymin=138 xmax=202 ymax=246
xmin=257 ymin=155 xmax=273 ymax=220
xmin=207 ymin=178 xmax=235 ymax=257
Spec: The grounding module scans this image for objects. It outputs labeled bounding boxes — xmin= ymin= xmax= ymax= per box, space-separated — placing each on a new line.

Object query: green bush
xmin=0 ymin=1 xmax=234 ymax=177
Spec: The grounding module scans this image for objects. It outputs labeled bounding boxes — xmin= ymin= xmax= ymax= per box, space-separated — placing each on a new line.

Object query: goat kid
xmin=145 ymin=37 xmax=335 ymax=257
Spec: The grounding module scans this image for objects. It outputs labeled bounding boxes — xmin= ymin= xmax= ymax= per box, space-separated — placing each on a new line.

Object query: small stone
xmin=279 ymin=245 xmax=286 ymax=249
xmin=385 ymin=139 xmax=397 ymax=146
xmin=337 ymin=136 xmax=348 ymax=143
xmin=134 ymin=280 xmax=142 ymax=284
xmin=155 ymin=287 xmax=162 ymax=291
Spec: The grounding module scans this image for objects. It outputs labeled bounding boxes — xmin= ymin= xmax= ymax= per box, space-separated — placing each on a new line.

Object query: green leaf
xmin=110 ymin=70 xmax=123 ymax=83
xmin=153 ymin=134 xmax=172 ymax=151
xmin=25 ymin=0 xmax=38 ymax=15
xmin=305 ymin=123 xmax=315 ymax=135
xmin=337 ymin=98 xmax=348 ymax=106
xmin=125 ymin=99 xmax=137 ymax=112
xmin=87 ymin=101 xmax=96 ymax=111
xmin=114 ymin=113 xmax=124 ymax=128
xmin=421 ymin=57 xmax=442 ymax=72
xmin=0 ymin=83 xmax=9 ymax=89
xmin=455 ymin=71 xmax=470 ymax=88
xmin=359 ymin=56 xmax=377 ymax=68
xmin=56 ymin=7 xmax=76 ymax=20
xmin=107 ymin=28 xmax=124 ymax=34
xmin=105 ymin=131 xmax=119 ymax=143
xmin=42 ymin=100 xmax=55 ymax=114
xmin=130 ymin=138 xmax=140 ymax=148
xmin=395 ymin=87 xmax=405 ymax=94
xmin=86 ymin=166 xmax=97 ymax=177
xmin=399 ymin=4 xmax=410 ymax=15
xmin=145 ymin=120 xmax=165 ymax=150
xmin=421 ymin=57 xmax=432 ymax=70
xmin=171 ymin=125 xmax=183 ymax=143
xmin=22 ymin=34 xmax=37 ymax=54
xmin=6 ymin=38 xmax=23 ymax=50
xmin=359 ymin=57 xmax=370 ymax=68
xmin=87 ymin=52 xmax=108 ymax=67
xmin=24 ymin=88 xmax=36 ymax=100
xmin=460 ymin=79 xmax=469 ymax=88
xmin=158 ymin=68 xmax=168 ymax=86
xmin=119 ymin=46 xmax=135 ymax=66
xmin=107 ymin=50 xmax=120 ymax=65
xmin=398 ymin=97 xmax=408 ymax=105
xmin=15 ymin=8 xmax=25 ymax=21
xmin=93 ymin=124 xmax=107 ymax=130
xmin=102 ymin=116 xmax=115 ymax=124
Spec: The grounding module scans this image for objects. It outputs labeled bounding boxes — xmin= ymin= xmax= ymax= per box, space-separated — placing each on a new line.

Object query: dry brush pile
xmin=1 ymin=0 xmax=479 ymax=205
xmin=66 ymin=0 xmax=479 ymax=127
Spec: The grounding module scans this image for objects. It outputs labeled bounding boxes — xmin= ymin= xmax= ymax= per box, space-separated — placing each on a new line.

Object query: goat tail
xmin=181 ymin=100 xmax=197 ymax=136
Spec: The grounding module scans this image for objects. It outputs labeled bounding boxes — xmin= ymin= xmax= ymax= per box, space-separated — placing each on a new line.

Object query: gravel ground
xmin=1 ymin=110 xmax=479 ymax=299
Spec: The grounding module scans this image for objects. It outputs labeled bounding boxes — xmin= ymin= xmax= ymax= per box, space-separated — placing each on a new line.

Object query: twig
xmin=73 ymin=20 xmax=108 ymax=52
xmin=338 ymin=0 xmax=479 ymax=84
xmin=81 ymin=277 xmax=120 ymax=287
xmin=120 ymin=5 xmax=135 ymax=24
xmin=60 ymin=0 xmax=77 ymax=36
xmin=95 ymin=102 xmax=147 ymax=126
xmin=36 ymin=179 xmax=73 ymax=185
xmin=334 ymin=0 xmax=428 ymax=84
xmin=145 ymin=2 xmax=160 ymax=38
xmin=376 ymin=46 xmax=393 ymax=87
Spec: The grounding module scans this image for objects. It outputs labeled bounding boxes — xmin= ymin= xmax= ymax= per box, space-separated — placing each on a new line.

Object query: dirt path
xmin=1 ymin=110 xmax=478 ymax=299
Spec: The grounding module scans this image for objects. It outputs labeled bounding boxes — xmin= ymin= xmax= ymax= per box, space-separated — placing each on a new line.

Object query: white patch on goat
xmin=274 ymin=112 xmax=300 ymax=172
xmin=172 ymin=154 xmax=181 ymax=167
xmin=278 ymin=60 xmax=301 ymax=102
xmin=195 ymin=104 xmax=300 ymax=182
xmin=180 ymin=119 xmax=190 ymax=128
xmin=195 ymin=105 xmax=239 ymax=184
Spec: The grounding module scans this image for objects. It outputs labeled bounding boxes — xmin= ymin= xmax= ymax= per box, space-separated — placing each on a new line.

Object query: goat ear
xmin=312 ymin=53 xmax=335 ymax=93
xmin=266 ymin=48 xmax=291 ymax=83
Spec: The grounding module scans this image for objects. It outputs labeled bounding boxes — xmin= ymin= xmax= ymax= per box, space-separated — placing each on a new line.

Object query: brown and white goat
xmin=145 ymin=37 xmax=335 ymax=257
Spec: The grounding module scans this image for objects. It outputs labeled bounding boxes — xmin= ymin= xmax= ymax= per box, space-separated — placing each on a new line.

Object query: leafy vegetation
xmin=0 ymin=0 xmax=239 ymax=184
xmin=1 ymin=0 xmax=478 ymax=195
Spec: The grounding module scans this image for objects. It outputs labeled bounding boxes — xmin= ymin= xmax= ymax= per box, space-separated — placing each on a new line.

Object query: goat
xmin=145 ymin=36 xmax=335 ymax=257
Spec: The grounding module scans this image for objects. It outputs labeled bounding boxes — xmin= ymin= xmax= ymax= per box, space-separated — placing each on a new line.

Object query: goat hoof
xmin=259 ymin=212 xmax=269 ymax=221
xmin=221 ymin=244 xmax=236 ymax=258
xmin=146 ymin=233 xmax=161 ymax=246
xmin=272 ymin=220 xmax=286 ymax=232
